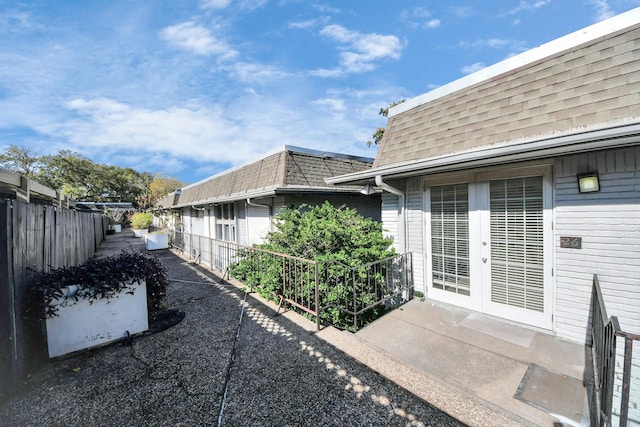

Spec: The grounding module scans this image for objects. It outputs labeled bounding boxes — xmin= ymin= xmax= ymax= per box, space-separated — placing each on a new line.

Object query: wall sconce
xmin=577 ymin=172 xmax=600 ymax=193
xmin=359 ymin=182 xmax=376 ymax=195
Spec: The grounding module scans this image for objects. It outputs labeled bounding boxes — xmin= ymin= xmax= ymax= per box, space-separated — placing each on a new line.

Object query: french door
xmin=427 ymin=168 xmax=552 ymax=329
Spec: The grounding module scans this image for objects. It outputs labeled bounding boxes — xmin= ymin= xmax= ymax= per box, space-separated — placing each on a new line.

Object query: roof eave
xmin=326 ymin=121 xmax=640 ymax=185
xmin=158 ymin=184 xmax=371 ymax=209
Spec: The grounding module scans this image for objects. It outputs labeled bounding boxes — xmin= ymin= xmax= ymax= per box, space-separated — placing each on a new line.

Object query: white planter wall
xmin=145 ymin=232 xmax=169 ymax=250
xmin=46 ymin=282 xmax=149 ymax=357
xmin=133 ymin=228 xmax=149 ymax=237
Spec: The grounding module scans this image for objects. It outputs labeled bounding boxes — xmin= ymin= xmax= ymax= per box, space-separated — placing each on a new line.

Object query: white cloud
xmin=238 ymin=0 xmax=268 ymax=10
xmin=508 ymin=0 xmax=551 ymax=15
xmin=425 ymin=19 xmax=441 ymax=29
xmin=400 ymin=7 xmax=441 ymax=29
xmin=312 ymin=4 xmax=341 ymax=14
xmin=459 ymin=38 xmax=527 ymax=54
xmin=317 ymin=24 xmax=403 ymax=74
xmin=308 ymin=67 xmax=345 ymax=78
xmin=449 ymin=6 xmax=474 ymax=18
xmin=461 ymin=62 xmax=485 ymax=74
xmin=224 ymin=62 xmax=293 ymax=84
xmin=160 ymin=21 xmax=238 ymax=59
xmin=200 ymin=0 xmax=232 ymax=9
xmin=588 ymin=0 xmax=615 ymax=21
xmin=288 ymin=16 xmax=330 ymax=30
xmin=311 ymin=97 xmax=346 ymax=117
xmin=62 ymin=98 xmax=260 ymax=165
xmin=460 ymin=38 xmax=509 ymax=48
xmin=289 ymin=19 xmax=318 ymax=29
xmin=54 ymin=87 xmax=387 ymax=178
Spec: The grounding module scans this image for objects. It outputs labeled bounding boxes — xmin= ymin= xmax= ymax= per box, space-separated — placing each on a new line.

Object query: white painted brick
xmin=554 ymin=148 xmax=640 ymax=343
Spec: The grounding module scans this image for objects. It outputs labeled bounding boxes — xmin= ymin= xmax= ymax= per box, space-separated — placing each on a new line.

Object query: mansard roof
xmin=157 ymin=146 xmax=373 ymax=208
xmin=327 ymin=8 xmax=640 ymax=185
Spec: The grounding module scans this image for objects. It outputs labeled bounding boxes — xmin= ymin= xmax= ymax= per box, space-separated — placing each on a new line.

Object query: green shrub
xmin=131 ymin=212 xmax=153 ymax=229
xmin=228 ymin=202 xmax=396 ymax=329
xmin=262 ymin=202 xmax=394 ymax=264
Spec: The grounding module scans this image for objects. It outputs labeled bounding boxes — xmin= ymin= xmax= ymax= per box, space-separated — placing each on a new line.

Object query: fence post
xmin=0 ymin=199 xmax=17 ymax=398
xmin=208 ymin=235 xmax=213 ymax=271
xmin=315 ymin=262 xmax=320 ymax=330
xmin=352 ymin=269 xmax=357 ymax=331
xmin=618 ymin=336 xmax=633 ymax=427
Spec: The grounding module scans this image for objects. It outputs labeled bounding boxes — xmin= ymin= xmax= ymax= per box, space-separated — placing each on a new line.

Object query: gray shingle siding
xmin=374 ymin=24 xmax=640 ymax=169
xmin=157 ymin=147 xmax=374 ymax=208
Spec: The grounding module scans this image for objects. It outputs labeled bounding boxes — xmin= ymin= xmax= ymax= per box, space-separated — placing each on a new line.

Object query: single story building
xmin=327 ymin=9 xmax=640 ymax=346
xmin=155 ymin=145 xmax=381 ymax=247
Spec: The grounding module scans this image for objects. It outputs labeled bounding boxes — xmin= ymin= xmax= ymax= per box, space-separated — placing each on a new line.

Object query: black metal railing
xmin=318 ymin=254 xmax=413 ymax=330
xmin=168 ymin=231 xmax=412 ymax=331
xmin=590 ymin=274 xmax=639 ymax=427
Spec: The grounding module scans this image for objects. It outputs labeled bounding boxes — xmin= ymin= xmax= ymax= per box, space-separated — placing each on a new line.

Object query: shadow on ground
xmin=0 ymin=250 xmax=465 ymax=427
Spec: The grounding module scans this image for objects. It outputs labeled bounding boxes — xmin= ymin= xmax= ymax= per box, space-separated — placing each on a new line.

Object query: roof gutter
xmin=162 ymin=188 xmax=279 ymax=209
xmin=375 ymin=175 xmax=406 ymax=253
xmin=246 ymin=198 xmax=271 ymax=208
xmin=326 ymin=121 xmax=640 ymax=185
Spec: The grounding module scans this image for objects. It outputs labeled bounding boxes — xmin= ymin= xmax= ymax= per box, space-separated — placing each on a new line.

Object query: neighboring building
xmin=155 ymin=145 xmax=381 ymax=247
xmin=0 ymin=167 xmax=73 ymax=207
xmin=327 ymin=9 xmax=640 ymax=346
xmin=74 ymin=202 xmax=133 ymax=213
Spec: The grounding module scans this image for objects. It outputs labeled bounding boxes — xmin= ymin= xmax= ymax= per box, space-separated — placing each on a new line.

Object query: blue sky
xmin=1 ymin=0 xmax=639 ymax=184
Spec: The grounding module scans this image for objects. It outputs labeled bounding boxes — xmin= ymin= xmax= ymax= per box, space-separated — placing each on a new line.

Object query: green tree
xmin=0 ymin=145 xmax=42 ymax=178
xmin=37 ymin=150 xmax=147 ymax=203
xmin=136 ymin=175 xmax=185 ymax=209
xmin=38 ymin=150 xmax=95 ymax=198
xmin=0 ymin=145 xmax=180 ymax=207
xmin=366 ymin=99 xmax=405 ymax=146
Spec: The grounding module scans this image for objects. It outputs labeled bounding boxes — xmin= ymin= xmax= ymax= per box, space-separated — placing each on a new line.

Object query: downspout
xmin=246 ymin=198 xmax=273 ymax=237
xmin=375 ymin=175 xmax=406 ymax=253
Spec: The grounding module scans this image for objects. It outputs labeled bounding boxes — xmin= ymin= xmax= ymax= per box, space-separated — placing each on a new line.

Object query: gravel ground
xmin=0 ymin=249 xmax=465 ymax=427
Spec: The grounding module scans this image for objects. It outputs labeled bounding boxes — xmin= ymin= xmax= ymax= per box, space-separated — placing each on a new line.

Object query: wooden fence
xmin=0 ymin=198 xmax=108 ymax=399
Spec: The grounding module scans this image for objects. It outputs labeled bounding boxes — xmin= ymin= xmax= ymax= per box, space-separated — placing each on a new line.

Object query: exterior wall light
xmin=577 ymin=172 xmax=600 ymax=193
xmin=360 ymin=182 xmax=376 ymax=195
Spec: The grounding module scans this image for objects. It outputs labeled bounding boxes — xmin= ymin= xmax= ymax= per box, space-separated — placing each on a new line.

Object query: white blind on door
xmin=431 ymin=184 xmax=470 ymax=295
xmin=490 ymin=177 xmax=544 ymax=312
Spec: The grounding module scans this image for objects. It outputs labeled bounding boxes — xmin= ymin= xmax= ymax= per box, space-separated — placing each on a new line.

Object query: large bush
xmin=131 ymin=212 xmax=153 ymax=229
xmin=262 ymin=202 xmax=394 ymax=264
xmin=229 ymin=202 xmax=396 ymax=329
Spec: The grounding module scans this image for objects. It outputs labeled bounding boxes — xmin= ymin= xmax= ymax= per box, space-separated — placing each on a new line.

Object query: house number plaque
xmin=560 ymin=236 xmax=582 ymax=249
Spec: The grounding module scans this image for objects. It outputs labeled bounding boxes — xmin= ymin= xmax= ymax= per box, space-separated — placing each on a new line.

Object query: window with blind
xmin=215 ymin=203 xmax=236 ymax=242
xmin=430 ymin=184 xmax=470 ymax=295
xmin=489 ymin=177 xmax=544 ymax=312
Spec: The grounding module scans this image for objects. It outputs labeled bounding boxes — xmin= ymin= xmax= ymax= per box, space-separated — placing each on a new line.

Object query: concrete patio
xmin=339 ymin=300 xmax=589 ymax=426
xmin=0 ymin=231 xmax=589 ymax=426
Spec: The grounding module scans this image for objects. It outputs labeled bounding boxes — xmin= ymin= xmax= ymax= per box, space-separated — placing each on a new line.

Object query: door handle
xmin=482 ymin=257 xmax=487 ymax=263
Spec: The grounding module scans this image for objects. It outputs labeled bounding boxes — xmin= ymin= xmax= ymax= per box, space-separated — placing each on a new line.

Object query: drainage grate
xmin=514 ymin=363 xmax=586 ymax=425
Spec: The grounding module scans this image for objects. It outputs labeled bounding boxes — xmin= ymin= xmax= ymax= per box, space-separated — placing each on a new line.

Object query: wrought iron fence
xmin=317 ymin=254 xmax=413 ymax=330
xmin=168 ymin=231 xmax=412 ymax=331
xmin=590 ymin=274 xmax=639 ymax=427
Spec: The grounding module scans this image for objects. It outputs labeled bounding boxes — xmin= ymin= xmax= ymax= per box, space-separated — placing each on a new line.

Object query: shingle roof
xmin=371 ymin=8 xmax=640 ymax=169
xmin=157 ymin=146 xmax=373 ymax=208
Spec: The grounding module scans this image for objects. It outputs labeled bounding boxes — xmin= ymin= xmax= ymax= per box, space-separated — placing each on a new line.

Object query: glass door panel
xmin=430 ymin=184 xmax=470 ymax=296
